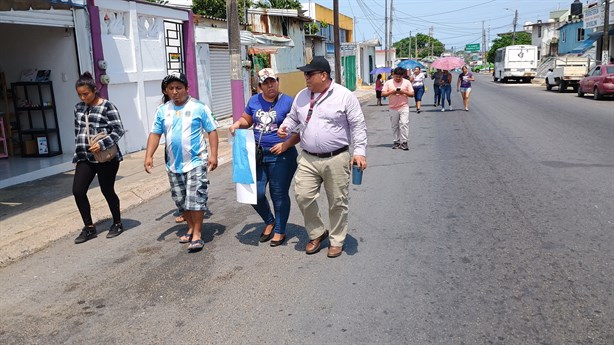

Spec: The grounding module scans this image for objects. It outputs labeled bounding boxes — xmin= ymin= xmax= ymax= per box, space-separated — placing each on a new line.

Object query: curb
xmin=0 ymin=135 xmax=233 ymax=268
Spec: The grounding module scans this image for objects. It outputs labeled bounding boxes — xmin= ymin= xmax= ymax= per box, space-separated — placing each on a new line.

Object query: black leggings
xmin=73 ymin=160 xmax=121 ymax=226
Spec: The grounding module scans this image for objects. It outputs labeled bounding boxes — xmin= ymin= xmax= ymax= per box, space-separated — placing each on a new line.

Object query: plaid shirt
xmin=73 ymin=100 xmax=125 ymax=163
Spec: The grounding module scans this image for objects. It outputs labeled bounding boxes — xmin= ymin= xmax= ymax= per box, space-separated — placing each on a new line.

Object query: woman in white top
xmin=410 ymin=67 xmax=426 ymax=113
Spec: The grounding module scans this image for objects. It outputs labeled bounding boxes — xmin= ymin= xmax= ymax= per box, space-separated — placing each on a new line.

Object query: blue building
xmin=558 ymin=20 xmax=594 ymax=54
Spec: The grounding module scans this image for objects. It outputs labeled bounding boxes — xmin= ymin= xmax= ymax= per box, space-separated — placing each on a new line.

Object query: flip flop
xmin=188 ymin=239 xmax=204 ymax=251
xmin=179 ymin=234 xmax=192 ymax=243
xmin=175 ymin=215 xmax=185 ymax=223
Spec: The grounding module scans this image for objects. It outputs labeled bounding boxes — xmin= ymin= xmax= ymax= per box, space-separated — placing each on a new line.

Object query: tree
xmin=393 ymin=33 xmax=444 ymax=59
xmin=304 ymin=20 xmax=328 ymax=35
xmin=254 ymin=0 xmax=301 ymax=10
xmin=486 ymin=32 xmax=531 ymax=64
xmin=192 ymin=0 xmax=253 ymax=22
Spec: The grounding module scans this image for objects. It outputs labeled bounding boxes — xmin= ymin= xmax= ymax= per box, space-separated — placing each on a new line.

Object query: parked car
xmin=577 ymin=64 xmax=614 ymax=100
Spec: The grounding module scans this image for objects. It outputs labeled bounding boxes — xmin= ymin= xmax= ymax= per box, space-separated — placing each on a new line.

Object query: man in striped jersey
xmin=144 ymin=72 xmax=219 ymax=252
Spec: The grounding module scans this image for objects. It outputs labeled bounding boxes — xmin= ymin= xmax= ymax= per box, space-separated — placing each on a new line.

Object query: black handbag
xmin=255 ymin=143 xmax=264 ymax=165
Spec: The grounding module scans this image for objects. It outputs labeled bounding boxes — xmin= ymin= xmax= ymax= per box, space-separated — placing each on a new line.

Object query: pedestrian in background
xmin=410 ymin=67 xmax=425 ymax=113
xmin=144 ymin=72 xmax=219 ymax=252
xmin=277 ymin=56 xmax=368 ymax=258
xmin=375 ymin=73 xmax=383 ymax=106
xmin=381 ymin=67 xmax=413 ymax=150
xmin=431 ymin=68 xmax=442 ymax=107
xmin=439 ymin=70 xmax=453 ymax=111
xmin=229 ymin=68 xmax=300 ymax=247
xmin=72 ymin=71 xmax=125 ymax=244
xmin=457 ymin=66 xmax=475 ymax=111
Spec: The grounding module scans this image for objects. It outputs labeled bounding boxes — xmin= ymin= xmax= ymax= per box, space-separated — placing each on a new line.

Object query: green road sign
xmin=465 ymin=43 xmax=480 ymax=52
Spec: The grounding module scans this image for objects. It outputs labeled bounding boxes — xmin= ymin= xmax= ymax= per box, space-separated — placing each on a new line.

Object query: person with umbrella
xmin=431 ymin=69 xmax=443 ymax=107
xmin=439 ymin=70 xmax=453 ymax=112
xmin=375 ymin=74 xmax=383 ymax=106
xmin=431 ymin=56 xmax=466 ymax=111
xmin=381 ymin=67 xmax=414 ymax=150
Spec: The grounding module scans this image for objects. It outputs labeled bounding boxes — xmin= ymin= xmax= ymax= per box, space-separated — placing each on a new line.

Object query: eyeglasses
xmin=304 ymin=71 xmax=323 ymax=78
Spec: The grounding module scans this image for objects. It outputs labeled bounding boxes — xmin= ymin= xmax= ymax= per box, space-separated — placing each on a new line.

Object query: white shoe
xmin=448 ymin=106 xmax=453 ymax=111
xmin=441 ymin=108 xmax=445 ymax=112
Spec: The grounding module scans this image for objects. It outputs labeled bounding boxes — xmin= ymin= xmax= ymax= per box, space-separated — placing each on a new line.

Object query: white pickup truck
xmin=545 ymin=56 xmax=591 ymax=92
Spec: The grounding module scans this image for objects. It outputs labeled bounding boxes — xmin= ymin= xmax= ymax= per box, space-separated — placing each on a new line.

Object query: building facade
xmin=0 ymin=0 xmax=197 ymax=187
xmin=301 ymin=2 xmax=357 ymax=90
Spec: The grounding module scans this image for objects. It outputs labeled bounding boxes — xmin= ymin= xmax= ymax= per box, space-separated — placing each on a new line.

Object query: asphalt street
xmin=0 ymin=75 xmax=612 ymax=344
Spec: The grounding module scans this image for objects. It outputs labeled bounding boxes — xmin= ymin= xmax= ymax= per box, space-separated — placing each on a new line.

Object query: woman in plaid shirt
xmin=72 ymin=72 xmax=125 ymax=244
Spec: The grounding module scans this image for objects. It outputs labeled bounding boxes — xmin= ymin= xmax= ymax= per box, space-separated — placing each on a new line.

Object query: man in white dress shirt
xmin=278 ymin=56 xmax=368 ymax=258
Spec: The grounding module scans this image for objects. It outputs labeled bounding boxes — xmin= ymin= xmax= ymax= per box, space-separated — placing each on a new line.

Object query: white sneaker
xmin=448 ymin=106 xmax=453 ymax=111
xmin=441 ymin=108 xmax=445 ymax=112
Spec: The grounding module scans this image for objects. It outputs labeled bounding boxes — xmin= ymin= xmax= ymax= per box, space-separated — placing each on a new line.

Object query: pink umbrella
xmin=431 ymin=56 xmax=466 ymax=70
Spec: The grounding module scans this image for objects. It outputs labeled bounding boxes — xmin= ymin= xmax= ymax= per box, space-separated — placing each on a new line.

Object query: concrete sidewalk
xmin=0 ymin=88 xmax=374 ymax=267
xmin=0 ymin=131 xmax=233 ymax=267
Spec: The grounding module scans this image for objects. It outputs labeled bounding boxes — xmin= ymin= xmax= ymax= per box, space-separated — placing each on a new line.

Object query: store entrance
xmin=0 ymin=20 xmax=80 ymax=188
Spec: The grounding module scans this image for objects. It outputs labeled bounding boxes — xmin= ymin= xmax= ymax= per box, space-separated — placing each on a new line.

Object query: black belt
xmin=303 ymin=146 xmax=348 ymax=158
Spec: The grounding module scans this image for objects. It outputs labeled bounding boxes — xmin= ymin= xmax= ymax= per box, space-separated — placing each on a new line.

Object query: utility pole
xmin=384 ymin=0 xmax=388 ymax=67
xmin=482 ymin=20 xmax=486 ymax=61
xmin=227 ymin=0 xmax=244 ymax=121
xmin=408 ymin=30 xmax=411 ymax=58
xmin=488 ymin=25 xmax=491 ymax=51
xmin=429 ymin=26 xmax=434 ymax=58
xmin=388 ymin=0 xmax=394 ymax=67
xmin=333 ymin=0 xmax=341 ymax=83
xmin=603 ymin=0 xmax=610 ymax=63
xmin=512 ymin=9 xmax=518 ymax=45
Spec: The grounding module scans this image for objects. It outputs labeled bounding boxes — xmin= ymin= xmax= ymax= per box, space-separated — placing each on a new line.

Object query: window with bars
xmin=164 ymin=21 xmax=184 ymax=74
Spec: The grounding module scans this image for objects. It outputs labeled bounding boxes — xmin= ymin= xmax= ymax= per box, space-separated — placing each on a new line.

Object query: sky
xmin=311 ymin=0 xmax=581 ymax=51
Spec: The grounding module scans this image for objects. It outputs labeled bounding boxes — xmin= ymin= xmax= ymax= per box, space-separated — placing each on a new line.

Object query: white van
xmin=493 ymin=45 xmax=538 ymax=83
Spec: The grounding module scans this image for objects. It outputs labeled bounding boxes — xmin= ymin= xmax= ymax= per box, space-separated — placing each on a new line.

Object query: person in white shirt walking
xmin=410 ymin=67 xmax=426 ymax=113
xmin=278 ymin=56 xmax=368 ymax=258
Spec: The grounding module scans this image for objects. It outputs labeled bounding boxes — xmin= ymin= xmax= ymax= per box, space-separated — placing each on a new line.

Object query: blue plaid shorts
xmin=168 ymin=164 xmax=209 ymax=212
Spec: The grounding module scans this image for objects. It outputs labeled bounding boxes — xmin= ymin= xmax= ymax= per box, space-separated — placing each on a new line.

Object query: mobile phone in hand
xmin=396 ymin=88 xmax=401 ymax=92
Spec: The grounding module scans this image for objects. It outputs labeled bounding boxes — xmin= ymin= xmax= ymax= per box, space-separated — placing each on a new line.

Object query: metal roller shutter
xmin=208 ymin=47 xmax=233 ymax=120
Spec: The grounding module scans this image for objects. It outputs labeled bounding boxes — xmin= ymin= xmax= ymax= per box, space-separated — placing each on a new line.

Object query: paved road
xmin=0 ymin=75 xmax=612 ymax=344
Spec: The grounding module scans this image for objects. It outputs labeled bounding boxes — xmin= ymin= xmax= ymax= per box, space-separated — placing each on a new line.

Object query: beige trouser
xmin=390 ymin=106 xmax=409 ymax=143
xmin=294 ymin=150 xmax=351 ymax=247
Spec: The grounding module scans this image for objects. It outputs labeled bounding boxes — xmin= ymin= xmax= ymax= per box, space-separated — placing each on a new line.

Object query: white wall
xmin=0 ymin=23 xmax=81 ymax=156
xmin=359 ymin=45 xmax=376 ymax=84
xmin=96 ymin=0 xmax=188 ymax=152
xmin=375 ymin=50 xmax=396 ymax=67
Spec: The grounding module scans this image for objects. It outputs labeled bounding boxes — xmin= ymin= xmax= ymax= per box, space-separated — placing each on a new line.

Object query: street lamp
xmin=504 ymin=8 xmax=519 ymax=45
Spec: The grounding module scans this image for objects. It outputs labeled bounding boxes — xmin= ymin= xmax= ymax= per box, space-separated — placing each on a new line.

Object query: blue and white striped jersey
xmin=152 ymin=97 xmax=217 ymax=173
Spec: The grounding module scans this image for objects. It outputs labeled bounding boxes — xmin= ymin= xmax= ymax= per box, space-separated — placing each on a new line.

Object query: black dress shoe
xmin=259 ymin=225 xmax=274 ymax=243
xmin=270 ymin=235 xmax=286 ymax=247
